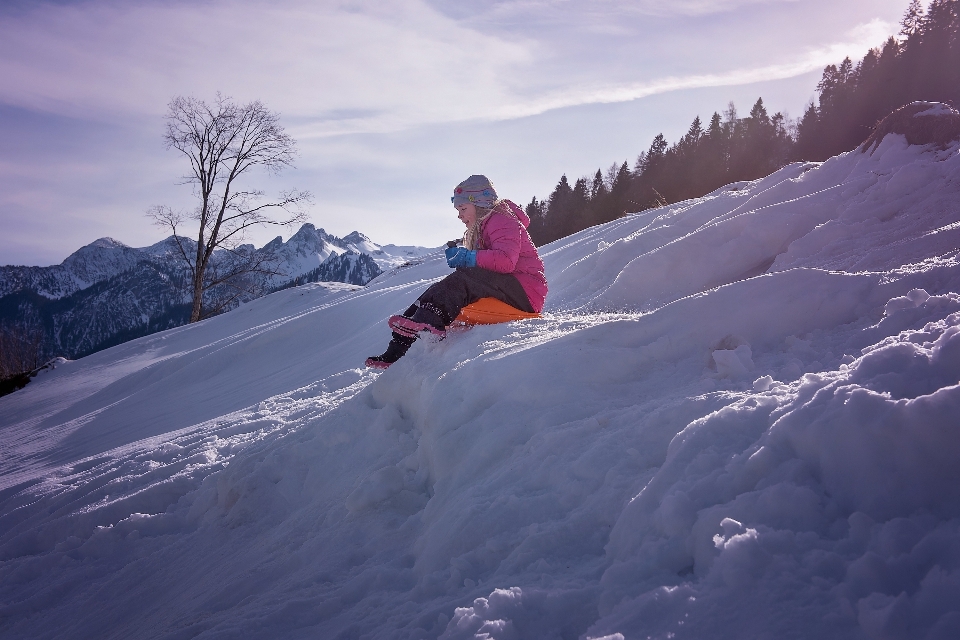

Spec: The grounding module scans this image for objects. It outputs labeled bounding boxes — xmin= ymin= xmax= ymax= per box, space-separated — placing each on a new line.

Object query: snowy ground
xmin=2 ymin=128 xmax=960 ymax=639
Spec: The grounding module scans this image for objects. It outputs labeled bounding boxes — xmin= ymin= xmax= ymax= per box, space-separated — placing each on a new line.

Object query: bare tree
xmin=149 ymin=94 xmax=310 ymax=322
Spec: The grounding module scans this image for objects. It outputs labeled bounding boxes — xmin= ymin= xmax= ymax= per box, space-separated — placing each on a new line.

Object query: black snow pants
xmin=410 ymin=267 xmax=534 ymax=326
xmin=372 ymin=268 xmax=535 ymax=365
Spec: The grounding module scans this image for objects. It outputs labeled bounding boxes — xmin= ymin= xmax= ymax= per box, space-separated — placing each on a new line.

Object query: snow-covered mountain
xmin=0 ymin=237 xmax=145 ymax=299
xmin=0 ymin=225 xmax=428 ymax=300
xmin=254 ymin=224 xmax=433 ymax=289
xmin=0 ymin=261 xmax=190 ymax=358
xmin=2 ymin=104 xmax=960 ymax=639
xmin=0 ymin=226 xmax=430 ymax=358
xmin=279 ymin=251 xmax=383 ymax=292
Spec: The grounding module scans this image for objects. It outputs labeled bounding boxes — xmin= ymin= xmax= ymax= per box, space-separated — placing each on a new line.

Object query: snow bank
xmin=1 ymin=128 xmax=960 ymax=639
xmin=861 ymin=101 xmax=960 ymax=154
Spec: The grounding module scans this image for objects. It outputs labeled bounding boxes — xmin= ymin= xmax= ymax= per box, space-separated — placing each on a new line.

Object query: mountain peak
xmin=263 ymin=236 xmax=284 ymax=251
xmin=87 ymin=237 xmax=130 ymax=250
xmin=62 ymin=237 xmax=137 ymax=266
xmin=288 ymin=223 xmax=338 ymax=245
xmin=342 ymin=231 xmax=370 ymax=244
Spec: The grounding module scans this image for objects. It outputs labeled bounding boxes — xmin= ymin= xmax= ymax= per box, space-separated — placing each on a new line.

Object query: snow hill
xmin=2 ymin=104 xmax=960 ymax=639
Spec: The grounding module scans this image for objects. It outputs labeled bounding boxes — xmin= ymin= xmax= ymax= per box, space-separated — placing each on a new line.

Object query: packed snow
xmin=1 ymin=126 xmax=960 ymax=639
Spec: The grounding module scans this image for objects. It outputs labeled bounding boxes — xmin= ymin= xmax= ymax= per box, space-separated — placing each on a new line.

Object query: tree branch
xmin=148 ymin=95 xmax=312 ymax=322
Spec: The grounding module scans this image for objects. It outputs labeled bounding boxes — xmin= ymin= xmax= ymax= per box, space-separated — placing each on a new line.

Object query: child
xmin=365 ymin=175 xmax=548 ymax=369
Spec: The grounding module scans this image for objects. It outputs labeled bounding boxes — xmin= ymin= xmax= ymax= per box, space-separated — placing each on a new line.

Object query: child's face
xmin=456 ymin=203 xmax=477 ymax=227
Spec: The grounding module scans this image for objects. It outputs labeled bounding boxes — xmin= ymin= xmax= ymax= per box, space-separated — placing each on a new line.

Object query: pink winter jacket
xmin=475 ymin=200 xmax=548 ymax=313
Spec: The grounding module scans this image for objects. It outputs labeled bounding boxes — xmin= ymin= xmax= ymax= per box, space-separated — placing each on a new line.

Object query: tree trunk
xmin=190 ymin=268 xmax=204 ymax=323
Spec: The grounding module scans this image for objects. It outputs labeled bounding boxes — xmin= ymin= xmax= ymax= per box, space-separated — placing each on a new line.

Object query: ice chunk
xmin=884 ymin=288 xmax=931 ymax=316
xmin=753 ymin=375 xmax=774 ymax=391
xmin=713 ymin=344 xmax=753 ymax=377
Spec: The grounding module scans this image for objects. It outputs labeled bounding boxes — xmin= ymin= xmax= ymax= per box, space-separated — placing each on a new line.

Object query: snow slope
xmin=2 ymin=123 xmax=960 ymax=639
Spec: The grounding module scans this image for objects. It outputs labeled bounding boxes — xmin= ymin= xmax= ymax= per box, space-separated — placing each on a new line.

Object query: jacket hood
xmin=495 ymin=199 xmax=530 ymax=228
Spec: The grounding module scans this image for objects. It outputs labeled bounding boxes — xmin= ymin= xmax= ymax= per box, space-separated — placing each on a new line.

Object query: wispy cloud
xmin=0 ymin=0 xmax=532 ymax=122
xmin=478 ymin=18 xmax=895 ymax=121
xmin=429 ymin=0 xmax=803 ymax=23
xmin=0 ymin=0 xmax=898 ymax=135
xmin=290 ymin=15 xmax=895 ymax=137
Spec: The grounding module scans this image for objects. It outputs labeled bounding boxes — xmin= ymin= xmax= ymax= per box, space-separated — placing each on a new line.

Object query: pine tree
xmin=525 ymin=196 xmax=548 ymax=245
xmin=900 ymin=0 xmax=925 ymax=37
xmin=685 ymin=116 xmax=703 ymax=145
xmin=699 ymin=111 xmax=728 ymax=193
xmin=525 ymin=196 xmax=545 ymax=220
xmin=645 ymin=134 xmax=668 ymax=170
xmin=707 ymin=112 xmax=722 ymax=140
xmin=748 ymin=98 xmax=770 ymax=125
xmin=592 ymin=163 xmax=631 ymax=225
xmin=590 ymin=169 xmax=607 ymax=201
xmin=568 ymin=177 xmax=591 ymax=236
xmin=538 ymin=175 xmax=573 ymax=244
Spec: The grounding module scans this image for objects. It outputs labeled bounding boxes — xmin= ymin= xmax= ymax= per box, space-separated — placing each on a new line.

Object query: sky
xmin=0 ymin=0 xmax=909 ymax=266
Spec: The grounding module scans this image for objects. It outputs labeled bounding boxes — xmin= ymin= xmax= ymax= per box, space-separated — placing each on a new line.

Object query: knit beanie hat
xmin=451 ymin=175 xmax=497 ymax=208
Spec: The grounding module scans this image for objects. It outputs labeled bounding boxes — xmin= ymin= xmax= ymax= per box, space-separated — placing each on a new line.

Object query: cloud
xmin=477 ymin=17 xmax=895 ymax=120
xmin=621 ymin=0 xmax=803 ymax=17
xmin=0 ymin=0 xmax=532 ymax=123
xmin=430 ymin=0 xmax=803 ymax=23
xmin=289 ymin=16 xmax=895 ymax=137
xmin=0 ymin=0 xmax=898 ymax=137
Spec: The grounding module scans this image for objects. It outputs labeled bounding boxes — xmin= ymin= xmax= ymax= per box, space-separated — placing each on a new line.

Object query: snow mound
xmin=1 ymin=135 xmax=960 ymax=638
xmin=861 ymin=101 xmax=960 ymax=153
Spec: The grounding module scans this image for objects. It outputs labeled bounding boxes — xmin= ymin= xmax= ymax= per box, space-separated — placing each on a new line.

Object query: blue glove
xmin=445 ymin=247 xmax=477 ymax=268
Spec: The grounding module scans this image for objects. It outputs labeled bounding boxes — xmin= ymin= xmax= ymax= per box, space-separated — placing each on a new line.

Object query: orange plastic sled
xmin=451 ymin=297 xmax=541 ymax=326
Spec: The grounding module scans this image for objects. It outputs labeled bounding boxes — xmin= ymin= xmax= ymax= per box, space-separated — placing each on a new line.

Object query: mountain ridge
xmin=0 ymin=224 xmax=429 ymax=299
xmin=0 ymin=225 xmax=433 ymax=363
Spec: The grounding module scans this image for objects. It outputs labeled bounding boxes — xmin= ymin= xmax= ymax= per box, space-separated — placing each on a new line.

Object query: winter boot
xmin=365 ymin=332 xmax=416 ymax=369
xmin=388 ymin=302 xmax=448 ymax=338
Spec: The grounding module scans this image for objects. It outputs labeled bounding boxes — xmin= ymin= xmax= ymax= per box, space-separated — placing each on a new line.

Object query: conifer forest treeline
xmin=526 ymin=0 xmax=960 ymax=246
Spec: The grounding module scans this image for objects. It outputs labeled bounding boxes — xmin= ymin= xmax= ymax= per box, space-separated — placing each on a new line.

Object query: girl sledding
xmin=365 ymin=175 xmax=548 ymax=369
